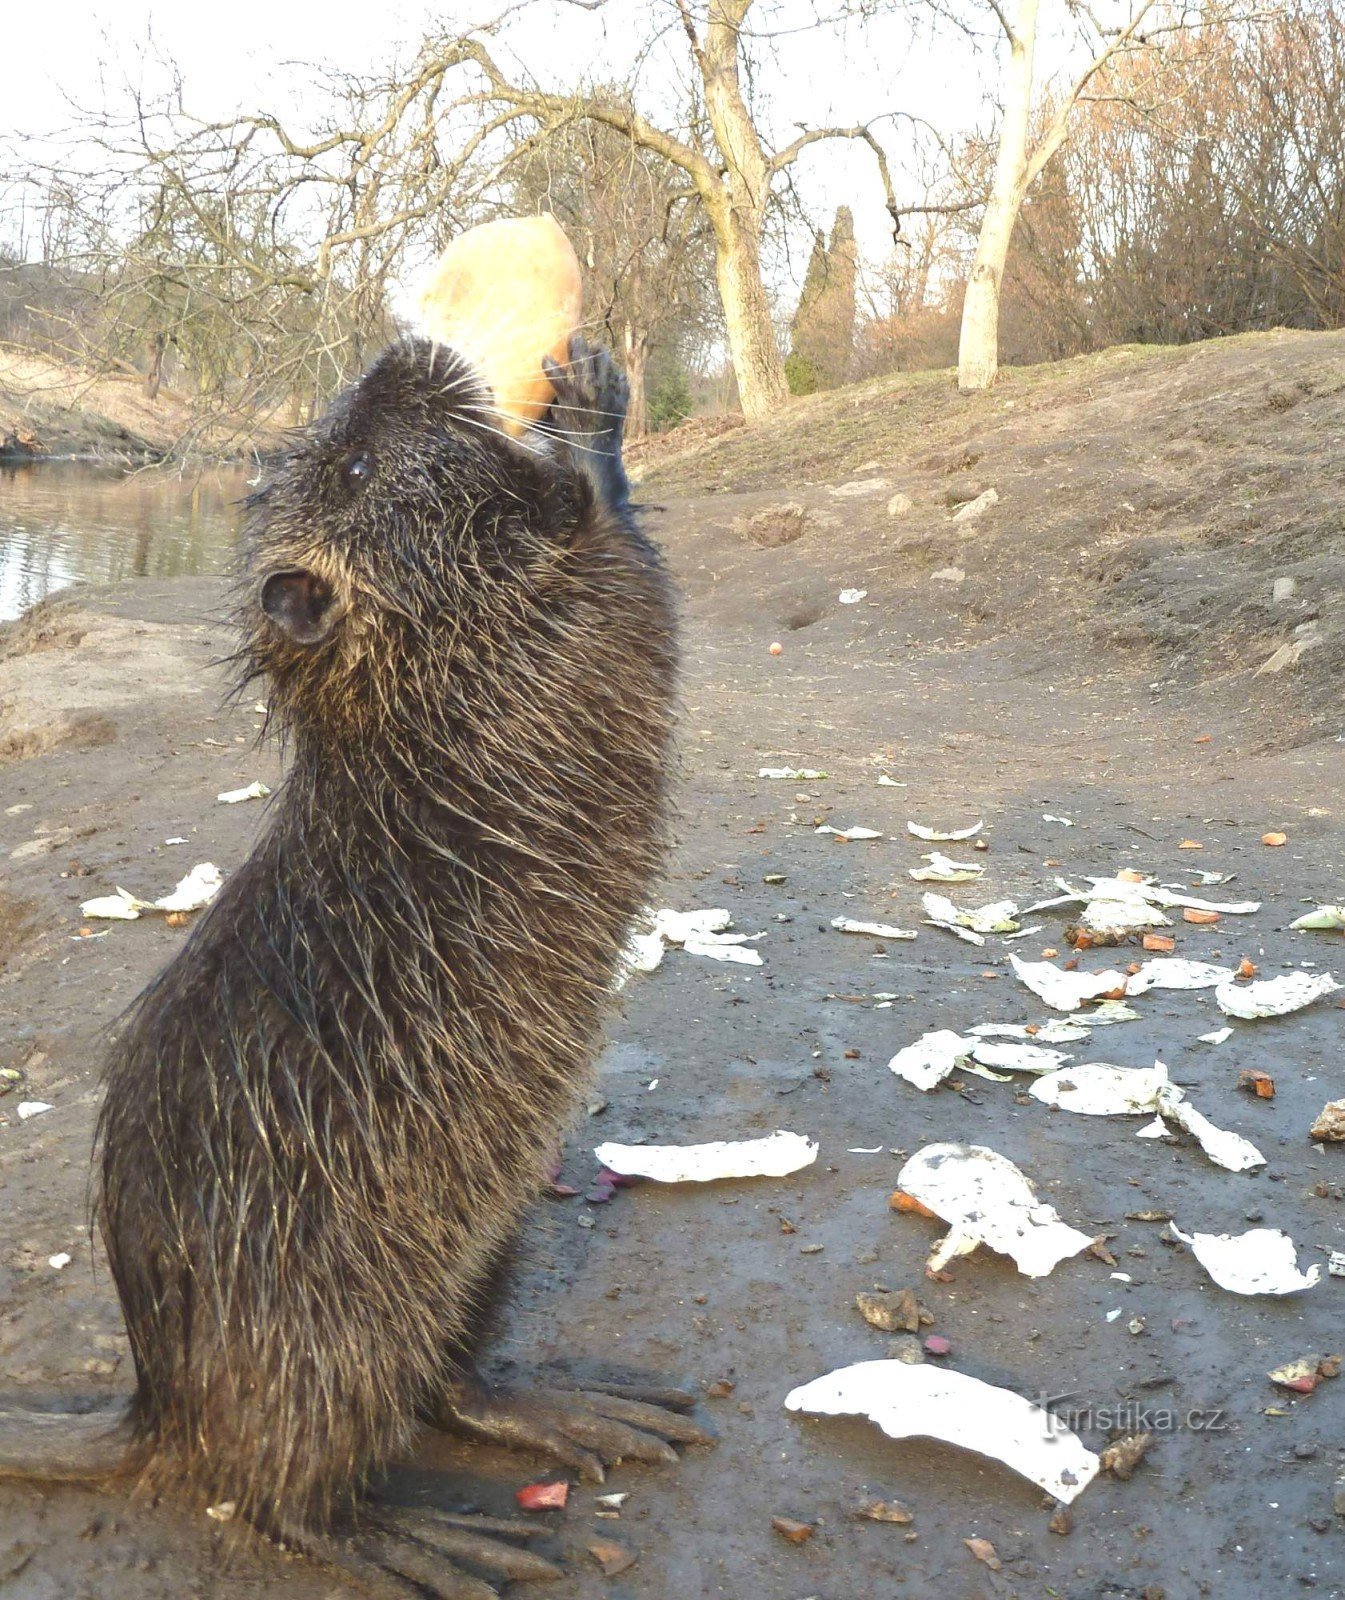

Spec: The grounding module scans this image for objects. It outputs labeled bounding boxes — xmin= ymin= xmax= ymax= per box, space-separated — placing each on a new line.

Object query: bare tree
xmin=956 ymin=0 xmax=1176 ymax=391
xmin=443 ymin=3 xmax=899 ymax=418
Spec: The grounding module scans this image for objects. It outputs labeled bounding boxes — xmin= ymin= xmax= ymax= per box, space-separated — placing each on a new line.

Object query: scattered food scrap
xmin=817 ymin=824 xmax=884 ymax=842
xmin=838 ymin=587 xmax=868 ymax=604
xmin=1009 ymin=955 xmax=1129 ymax=1011
xmin=895 ymin=1143 xmax=1093 ymax=1277
xmin=1269 ymin=1355 xmax=1340 ymax=1395
xmin=1216 ymin=971 xmax=1340 ymax=1018
xmin=784 ymin=1361 xmax=1099 ymax=1503
xmin=907 ymin=820 xmax=983 ymax=841
xmin=1291 ymin=905 xmax=1345 ymax=931
xmin=831 ymin=916 xmax=918 ymax=941
xmin=620 ymin=906 xmax=766 ymax=977
xmin=888 ymin=1030 xmax=973 ymax=1092
xmin=216 ymin=781 xmax=271 ymax=804
xmin=909 ymin=852 xmax=986 ymax=883
xmin=922 ymin=892 xmax=1019 ymax=942
xmin=593 ymin=1130 xmax=818 ymax=1183
xmin=80 ymin=863 xmax=223 ymax=922
xmin=16 ymin=1102 xmax=53 ymax=1121
xmin=1236 ymin=1068 xmax=1276 ymax=1099
xmin=1030 ymin=1062 xmax=1171 ymax=1116
xmin=770 ymin=1515 xmax=814 ymax=1543
xmin=1171 ymin=1225 xmax=1321 ymax=1295
xmin=758 ymin=767 xmax=828 ymax=780
xmin=515 ymin=1480 xmax=568 ymax=1510
xmin=1028 ymin=1060 xmax=1265 ymax=1171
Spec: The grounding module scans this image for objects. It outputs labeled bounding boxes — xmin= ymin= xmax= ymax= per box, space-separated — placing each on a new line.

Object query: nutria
xmin=0 ymin=338 xmax=705 ymax=1596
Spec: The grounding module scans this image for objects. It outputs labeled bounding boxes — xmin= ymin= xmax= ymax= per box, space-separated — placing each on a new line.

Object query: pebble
xmin=887 ymin=492 xmax=913 ymax=517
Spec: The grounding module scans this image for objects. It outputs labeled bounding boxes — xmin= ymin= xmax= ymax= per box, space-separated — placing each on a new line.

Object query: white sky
xmin=3 ymin=0 xmax=1107 ymax=299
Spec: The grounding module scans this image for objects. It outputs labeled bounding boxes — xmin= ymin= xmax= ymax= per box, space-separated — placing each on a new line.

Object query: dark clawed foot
xmin=429 ymin=1380 xmax=714 ymax=1484
xmin=277 ymin=1509 xmax=560 ymax=1599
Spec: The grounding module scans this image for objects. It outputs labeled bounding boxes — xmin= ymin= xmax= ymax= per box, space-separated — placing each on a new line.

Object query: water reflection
xmin=0 ymin=462 xmax=245 ymax=621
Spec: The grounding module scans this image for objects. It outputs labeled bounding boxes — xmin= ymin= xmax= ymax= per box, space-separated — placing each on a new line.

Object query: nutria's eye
xmin=344 ymin=452 xmax=373 ymax=489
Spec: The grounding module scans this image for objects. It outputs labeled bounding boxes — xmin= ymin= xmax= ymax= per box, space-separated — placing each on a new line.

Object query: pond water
xmin=0 ymin=461 xmax=247 ymax=622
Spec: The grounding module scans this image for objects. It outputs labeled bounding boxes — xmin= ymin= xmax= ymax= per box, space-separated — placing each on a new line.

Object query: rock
xmin=587 ymin=1538 xmax=637 ymax=1577
xmin=1256 ymin=623 xmax=1323 ymax=675
xmin=930 ymin=566 xmax=966 ymax=584
xmin=1049 ymin=1505 xmax=1073 ymax=1535
xmin=886 ymin=1335 xmax=925 ymax=1364
xmin=951 ymin=488 xmax=999 ymax=523
xmin=1310 ymin=1099 xmax=1345 ymax=1141
xmin=855 ymin=1288 xmax=924 ymax=1333
xmin=770 ymin=1515 xmax=814 ymax=1543
xmin=857 ymin=1498 xmax=913 ymax=1524
xmin=1273 ymin=576 xmax=1298 ymax=602
xmin=1334 ymin=1481 xmax=1345 ymax=1517
xmin=944 ymin=476 xmax=989 ymax=507
xmin=1100 ymin=1432 xmax=1152 ymax=1479
xmin=923 ymin=1334 xmax=952 ymax=1357
xmin=734 ymin=503 xmax=810 ymax=549
xmin=829 ymin=477 xmax=891 ymax=499
xmin=886 ymin=492 xmax=914 ymax=517
xmin=963 ymin=1535 xmax=1002 ymax=1570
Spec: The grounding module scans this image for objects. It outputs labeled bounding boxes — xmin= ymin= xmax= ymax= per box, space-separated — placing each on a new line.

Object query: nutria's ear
xmin=261 ymin=569 xmax=343 ymax=644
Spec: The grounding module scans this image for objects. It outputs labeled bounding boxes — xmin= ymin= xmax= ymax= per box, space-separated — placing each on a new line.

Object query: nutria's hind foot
xmin=428 ymin=1379 xmax=714 ymax=1484
xmin=279 ymin=1508 xmax=560 ymax=1599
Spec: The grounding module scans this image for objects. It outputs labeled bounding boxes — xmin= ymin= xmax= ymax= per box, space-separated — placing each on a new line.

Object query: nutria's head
xmin=238 ymin=338 xmax=589 ymax=732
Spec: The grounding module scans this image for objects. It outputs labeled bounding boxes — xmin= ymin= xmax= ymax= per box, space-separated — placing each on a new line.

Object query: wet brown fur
xmin=3 ymin=338 xmax=678 ymax=1541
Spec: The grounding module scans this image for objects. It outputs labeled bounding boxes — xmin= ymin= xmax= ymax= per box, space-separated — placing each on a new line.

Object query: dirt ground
xmin=1 ymin=330 xmax=1343 ymax=1600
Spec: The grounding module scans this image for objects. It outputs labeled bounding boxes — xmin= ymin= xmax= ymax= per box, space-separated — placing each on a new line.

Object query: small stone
xmin=1333 ymin=1481 xmax=1345 ymax=1517
xmin=963 ymin=1535 xmax=1002 ymax=1569
xmin=771 ymin=1515 xmax=814 ymax=1543
xmin=1100 ymin=1433 xmax=1153 ymax=1480
xmin=930 ymin=566 xmax=966 ymax=584
xmin=1273 ymin=576 xmax=1298 ymax=602
xmin=886 ymin=1335 xmax=925 ymax=1365
xmin=587 ymin=1538 xmax=637 ymax=1577
xmin=857 ymin=1498 xmax=913 ymax=1524
xmin=829 ymin=477 xmax=891 ymax=499
xmin=951 ymin=487 xmax=999 ymax=523
xmin=887 ymin=492 xmax=914 ymax=517
xmin=1310 ymin=1100 xmax=1345 ymax=1142
xmin=923 ymin=1334 xmax=952 ymax=1357
xmin=855 ymin=1288 xmax=923 ymax=1333
xmin=1049 ymin=1505 xmax=1073 ymax=1535
xmin=1294 ymin=1442 xmax=1319 ymax=1459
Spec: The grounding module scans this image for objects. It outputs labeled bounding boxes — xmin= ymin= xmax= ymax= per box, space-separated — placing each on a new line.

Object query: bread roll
xmin=415 ymin=214 xmax=583 ymax=436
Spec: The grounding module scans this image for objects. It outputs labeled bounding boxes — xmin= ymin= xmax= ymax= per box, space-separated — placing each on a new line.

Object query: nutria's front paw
xmin=542 ymin=338 xmax=631 ymax=509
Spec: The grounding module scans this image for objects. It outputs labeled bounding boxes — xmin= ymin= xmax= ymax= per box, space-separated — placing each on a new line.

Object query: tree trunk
xmin=712 ymin=206 xmax=790 ymax=419
xmin=698 ymin=0 xmax=790 ymax=419
xmin=623 ymin=324 xmax=648 ymax=440
xmin=146 ymin=332 xmax=166 ymax=401
xmin=957 ymin=0 xmax=1040 ymax=392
